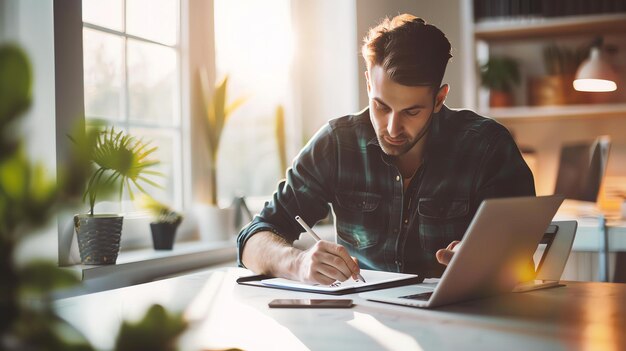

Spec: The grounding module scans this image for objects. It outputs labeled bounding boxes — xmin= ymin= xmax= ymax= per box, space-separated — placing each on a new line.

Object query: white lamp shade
xmin=573 ymin=47 xmax=618 ymax=92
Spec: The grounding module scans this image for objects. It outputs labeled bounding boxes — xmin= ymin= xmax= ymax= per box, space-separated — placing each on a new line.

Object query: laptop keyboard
xmin=400 ymin=291 xmax=433 ymax=301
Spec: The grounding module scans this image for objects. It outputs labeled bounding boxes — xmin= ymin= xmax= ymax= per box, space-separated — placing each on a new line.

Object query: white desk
xmin=54 ymin=267 xmax=626 ymax=351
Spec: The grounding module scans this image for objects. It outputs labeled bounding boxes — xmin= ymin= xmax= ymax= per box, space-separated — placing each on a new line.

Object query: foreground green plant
xmin=0 ymin=44 xmax=187 ymax=351
xmin=115 ymin=304 xmax=187 ymax=351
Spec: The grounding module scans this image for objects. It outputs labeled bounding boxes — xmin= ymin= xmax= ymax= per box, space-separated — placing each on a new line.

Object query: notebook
xmin=236 ymin=269 xmax=421 ymax=295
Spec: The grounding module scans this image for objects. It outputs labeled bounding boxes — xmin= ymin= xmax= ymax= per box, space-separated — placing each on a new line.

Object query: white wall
xmin=1 ymin=0 xmax=59 ymax=263
xmin=291 ymin=0 xmax=360 ymax=140
xmin=1 ymin=0 xmax=57 ymax=172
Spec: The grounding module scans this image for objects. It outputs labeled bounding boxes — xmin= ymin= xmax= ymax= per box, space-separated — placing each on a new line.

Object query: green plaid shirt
xmin=237 ymin=105 xmax=535 ymax=278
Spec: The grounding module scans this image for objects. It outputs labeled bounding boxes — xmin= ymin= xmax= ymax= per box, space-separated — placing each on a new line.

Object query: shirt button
xmin=404 ymin=219 xmax=408 ymax=224
xmin=396 ymin=175 xmax=400 ymax=181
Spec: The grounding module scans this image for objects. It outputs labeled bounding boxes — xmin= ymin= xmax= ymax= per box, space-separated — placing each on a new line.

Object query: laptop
xmin=360 ymin=195 xmax=564 ymax=308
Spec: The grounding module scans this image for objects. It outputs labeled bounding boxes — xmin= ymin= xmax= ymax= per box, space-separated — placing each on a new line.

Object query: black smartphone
xmin=268 ymin=299 xmax=354 ymax=308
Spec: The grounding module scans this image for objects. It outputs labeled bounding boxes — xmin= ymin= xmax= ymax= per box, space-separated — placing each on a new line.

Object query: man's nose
xmin=387 ymin=112 xmax=403 ymax=137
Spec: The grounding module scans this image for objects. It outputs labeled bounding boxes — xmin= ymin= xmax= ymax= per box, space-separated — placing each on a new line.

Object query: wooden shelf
xmin=474 ymin=14 xmax=626 ymax=41
xmin=479 ymin=103 xmax=626 ymax=122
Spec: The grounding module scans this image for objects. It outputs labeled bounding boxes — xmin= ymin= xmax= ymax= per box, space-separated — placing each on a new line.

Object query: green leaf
xmin=198 ymin=68 xmax=247 ymax=204
xmin=0 ymin=149 xmax=27 ymax=199
xmin=19 ymin=261 xmax=80 ymax=294
xmin=114 ymin=304 xmax=187 ymax=351
xmin=479 ymin=56 xmax=520 ymax=92
xmin=275 ymin=105 xmax=287 ymax=174
xmin=76 ymin=125 xmax=162 ymax=214
xmin=0 ymin=44 xmax=32 ymax=130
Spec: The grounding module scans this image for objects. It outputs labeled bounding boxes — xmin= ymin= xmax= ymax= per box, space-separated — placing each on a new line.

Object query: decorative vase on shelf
xmin=194 ymin=203 xmax=237 ymax=242
xmin=528 ymin=74 xmax=588 ymax=106
xmin=489 ymin=90 xmax=514 ymax=108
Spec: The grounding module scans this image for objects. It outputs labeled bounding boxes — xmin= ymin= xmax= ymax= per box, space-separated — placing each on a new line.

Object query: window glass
xmin=82 ymin=0 xmax=124 ymax=31
xmin=82 ymin=0 xmax=182 ymax=214
xmin=127 ymin=40 xmax=179 ymax=126
xmin=126 ymin=0 xmax=179 ymax=45
xmin=83 ymin=28 xmax=124 ymax=121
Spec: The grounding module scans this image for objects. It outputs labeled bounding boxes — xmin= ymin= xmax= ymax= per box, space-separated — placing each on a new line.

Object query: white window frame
xmin=56 ymin=0 xmax=230 ymax=271
xmin=81 ymin=1 xmax=184 ymax=214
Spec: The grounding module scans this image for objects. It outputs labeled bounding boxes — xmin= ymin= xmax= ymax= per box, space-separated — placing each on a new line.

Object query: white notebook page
xmin=260 ymin=269 xmax=418 ymax=292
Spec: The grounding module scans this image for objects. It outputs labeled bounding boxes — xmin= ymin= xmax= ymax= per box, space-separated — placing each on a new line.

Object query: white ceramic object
xmin=194 ymin=204 xmax=237 ymax=242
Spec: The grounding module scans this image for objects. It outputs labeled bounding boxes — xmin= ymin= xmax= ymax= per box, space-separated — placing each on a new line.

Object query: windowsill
xmin=60 ymin=240 xmax=236 ymax=297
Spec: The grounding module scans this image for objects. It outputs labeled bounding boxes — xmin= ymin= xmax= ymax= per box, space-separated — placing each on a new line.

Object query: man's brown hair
xmin=362 ymin=14 xmax=452 ymax=90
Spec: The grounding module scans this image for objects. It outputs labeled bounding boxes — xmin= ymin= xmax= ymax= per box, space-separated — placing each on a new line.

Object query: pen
xmin=295 ymin=215 xmax=366 ymax=283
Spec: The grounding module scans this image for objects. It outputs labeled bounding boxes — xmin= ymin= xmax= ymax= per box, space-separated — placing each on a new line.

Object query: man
xmin=237 ymin=14 xmax=535 ymax=285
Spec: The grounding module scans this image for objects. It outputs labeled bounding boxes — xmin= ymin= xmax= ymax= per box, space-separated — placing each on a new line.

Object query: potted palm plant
xmin=195 ymin=68 xmax=246 ymax=241
xmin=73 ymin=127 xmax=160 ymax=264
xmin=139 ymin=195 xmax=183 ymax=250
xmin=480 ymin=56 xmax=520 ymax=108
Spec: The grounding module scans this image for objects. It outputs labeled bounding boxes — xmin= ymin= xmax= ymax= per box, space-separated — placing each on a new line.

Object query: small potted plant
xmin=73 ymin=126 xmax=160 ymax=264
xmin=139 ymin=195 xmax=183 ymax=250
xmin=480 ymin=56 xmax=520 ymax=108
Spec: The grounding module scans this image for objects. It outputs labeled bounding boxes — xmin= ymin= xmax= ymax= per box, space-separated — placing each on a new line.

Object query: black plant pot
xmin=150 ymin=222 xmax=180 ymax=250
xmin=74 ymin=214 xmax=123 ymax=265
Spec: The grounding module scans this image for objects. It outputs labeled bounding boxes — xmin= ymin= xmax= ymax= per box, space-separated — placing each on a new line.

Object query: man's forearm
xmin=241 ymin=231 xmax=303 ymax=280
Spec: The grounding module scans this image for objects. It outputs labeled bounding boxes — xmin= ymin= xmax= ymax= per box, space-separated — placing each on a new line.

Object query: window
xmin=82 ymin=0 xmax=182 ymax=211
xmin=213 ymin=0 xmax=296 ymax=201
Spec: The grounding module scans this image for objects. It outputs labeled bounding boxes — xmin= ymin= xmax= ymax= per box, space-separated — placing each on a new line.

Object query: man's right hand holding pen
xmin=294 ymin=215 xmax=366 ymax=285
xmin=294 ymin=240 xmax=364 ymax=285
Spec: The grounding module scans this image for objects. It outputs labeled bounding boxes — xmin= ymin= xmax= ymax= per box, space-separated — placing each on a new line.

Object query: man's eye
xmin=374 ymin=102 xmax=390 ymax=112
xmin=405 ymin=110 xmax=420 ymax=117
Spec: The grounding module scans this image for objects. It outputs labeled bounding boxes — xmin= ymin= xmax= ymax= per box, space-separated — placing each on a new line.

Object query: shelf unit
xmin=481 ymin=103 xmax=626 ymax=122
xmin=475 ymin=13 xmax=626 ymax=41
xmin=473 ymin=12 xmax=626 ymax=121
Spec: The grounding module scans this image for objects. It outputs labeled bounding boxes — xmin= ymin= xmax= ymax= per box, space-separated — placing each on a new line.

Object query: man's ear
xmin=365 ymin=70 xmax=371 ymax=96
xmin=433 ymin=84 xmax=449 ymax=113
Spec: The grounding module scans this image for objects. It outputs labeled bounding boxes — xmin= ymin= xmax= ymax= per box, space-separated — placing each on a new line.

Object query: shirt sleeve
xmin=236 ymin=124 xmax=337 ymax=267
xmin=474 ymin=126 xmax=536 ymax=203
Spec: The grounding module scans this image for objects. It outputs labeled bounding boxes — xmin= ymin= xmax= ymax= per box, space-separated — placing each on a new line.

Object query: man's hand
xmin=435 ymin=240 xmax=461 ymax=266
xmin=295 ymin=240 xmax=362 ymax=285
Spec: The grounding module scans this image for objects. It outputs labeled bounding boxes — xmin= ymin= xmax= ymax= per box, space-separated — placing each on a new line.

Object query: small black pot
xmin=150 ymin=221 xmax=180 ymax=250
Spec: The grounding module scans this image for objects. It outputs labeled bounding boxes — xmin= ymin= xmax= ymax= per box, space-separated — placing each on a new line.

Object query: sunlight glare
xmin=348 ymin=312 xmax=424 ymax=351
xmin=214 ymin=0 xmax=294 ymax=104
